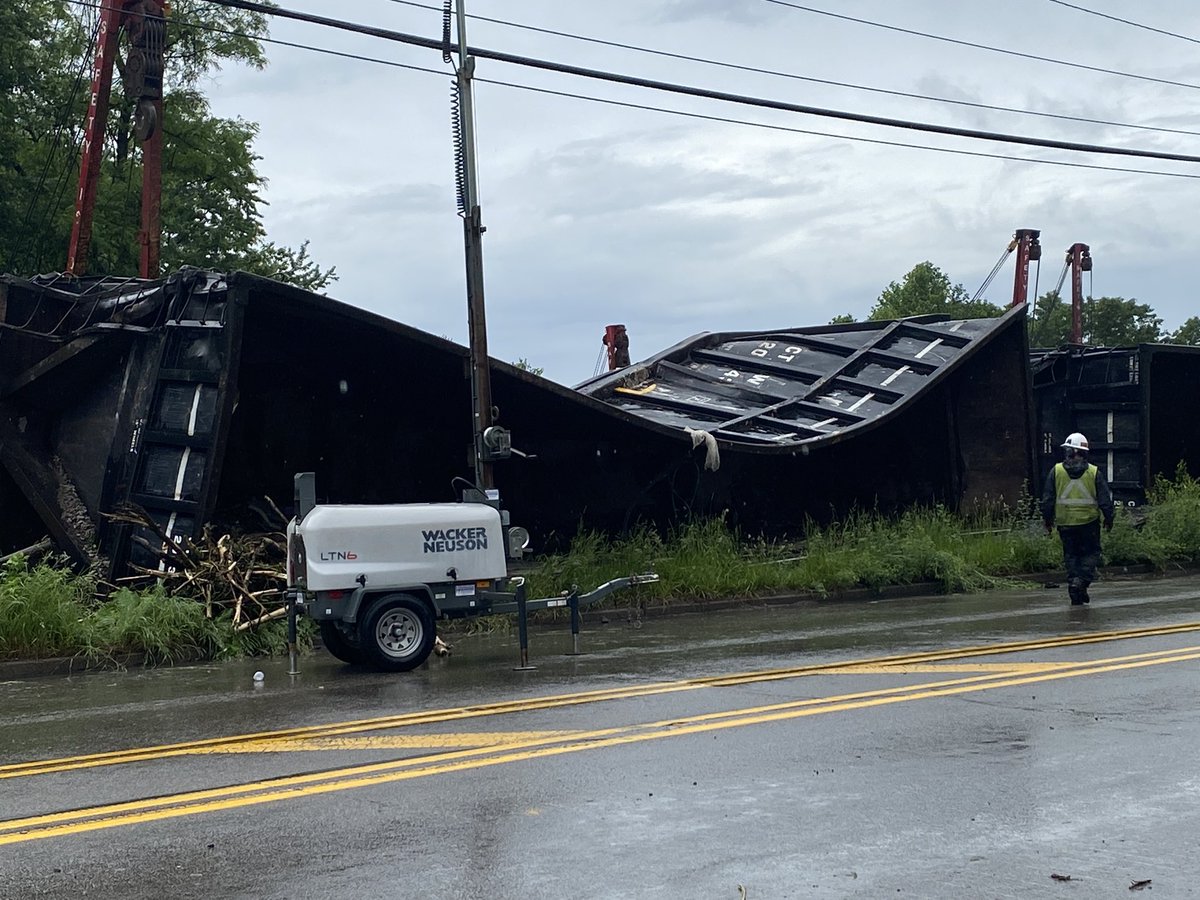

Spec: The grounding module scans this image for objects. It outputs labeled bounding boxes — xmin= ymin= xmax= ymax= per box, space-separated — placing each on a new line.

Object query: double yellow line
xmin=2 ymin=622 xmax=1198 ymax=845
xmin=4 ymin=620 xmax=1197 ymax=782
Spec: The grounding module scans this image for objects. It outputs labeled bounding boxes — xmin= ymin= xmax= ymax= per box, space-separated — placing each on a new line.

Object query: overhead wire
xmin=1046 ymin=0 xmax=1200 ymax=46
xmin=760 ymin=0 xmax=1200 ymax=93
xmin=59 ymin=0 xmax=1200 ymax=182
xmin=194 ymin=0 xmax=1200 ymax=166
xmin=13 ymin=17 xmax=98 ymax=272
xmin=474 ymin=77 xmax=1200 ymax=181
xmin=65 ymin=0 xmax=447 ymax=76
xmin=383 ymin=0 xmax=1200 ymax=139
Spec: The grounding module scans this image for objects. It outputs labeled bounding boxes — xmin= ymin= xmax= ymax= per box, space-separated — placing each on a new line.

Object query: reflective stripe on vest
xmin=1054 ymin=463 xmax=1100 ymax=526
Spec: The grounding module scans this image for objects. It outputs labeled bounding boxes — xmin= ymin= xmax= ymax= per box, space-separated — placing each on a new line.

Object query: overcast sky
xmin=202 ymin=0 xmax=1200 ymax=384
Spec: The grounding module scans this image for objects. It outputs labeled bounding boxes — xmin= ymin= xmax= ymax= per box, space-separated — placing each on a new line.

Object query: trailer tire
xmin=319 ymin=620 xmax=364 ymax=665
xmin=359 ymin=594 xmax=436 ymax=672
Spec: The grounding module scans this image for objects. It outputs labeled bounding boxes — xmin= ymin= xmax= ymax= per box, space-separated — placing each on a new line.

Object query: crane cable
xmin=1052 ymin=259 xmax=1070 ymax=298
xmin=971 ymin=244 xmax=1013 ymax=302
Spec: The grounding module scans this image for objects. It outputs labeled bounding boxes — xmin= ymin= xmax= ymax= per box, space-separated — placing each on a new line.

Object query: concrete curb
xmin=0 ymin=652 xmax=147 ymax=680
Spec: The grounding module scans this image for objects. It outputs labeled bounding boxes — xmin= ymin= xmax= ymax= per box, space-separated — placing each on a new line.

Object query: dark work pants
xmin=1057 ymin=520 xmax=1102 ymax=587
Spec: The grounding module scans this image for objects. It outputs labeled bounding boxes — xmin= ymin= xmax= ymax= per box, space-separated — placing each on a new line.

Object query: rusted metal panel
xmin=1 ymin=269 xmax=1038 ymax=573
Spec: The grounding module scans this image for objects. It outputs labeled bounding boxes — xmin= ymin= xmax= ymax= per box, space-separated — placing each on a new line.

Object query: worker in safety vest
xmin=1040 ymin=432 xmax=1115 ymax=606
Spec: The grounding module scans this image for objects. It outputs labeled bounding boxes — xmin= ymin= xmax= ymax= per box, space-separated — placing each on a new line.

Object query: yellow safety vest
xmin=1054 ymin=463 xmax=1100 ymax=526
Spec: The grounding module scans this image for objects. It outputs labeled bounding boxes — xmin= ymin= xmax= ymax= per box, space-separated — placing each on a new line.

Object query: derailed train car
xmin=1 ymin=269 xmax=1036 ymax=577
xmin=1031 ymin=343 xmax=1200 ymax=505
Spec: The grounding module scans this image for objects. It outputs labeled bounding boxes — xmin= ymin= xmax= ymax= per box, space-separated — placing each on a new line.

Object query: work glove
xmin=1104 ymin=519 xmax=1113 ymax=533
xmin=1043 ymin=521 xmax=1053 ymax=535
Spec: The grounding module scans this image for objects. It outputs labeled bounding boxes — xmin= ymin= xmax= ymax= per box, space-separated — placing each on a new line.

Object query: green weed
xmin=4 ymin=467 xmax=1200 ymax=664
xmin=85 ymin=585 xmax=223 ymax=665
xmin=0 ymin=556 xmax=92 ymax=658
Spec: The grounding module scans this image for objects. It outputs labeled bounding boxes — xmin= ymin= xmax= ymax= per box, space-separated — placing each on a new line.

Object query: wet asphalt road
xmin=2 ymin=575 xmax=1200 ymax=899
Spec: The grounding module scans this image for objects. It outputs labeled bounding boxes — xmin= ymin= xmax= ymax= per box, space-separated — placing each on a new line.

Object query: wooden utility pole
xmin=454 ymin=0 xmax=499 ymax=491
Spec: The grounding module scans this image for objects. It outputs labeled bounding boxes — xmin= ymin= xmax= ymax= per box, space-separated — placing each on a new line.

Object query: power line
xmin=55 ymin=0 xmax=1200 ymax=181
xmin=15 ymin=17 xmax=97 ymax=272
xmin=58 ymin=0 xmax=1200 ymax=180
xmin=384 ymin=0 xmax=1200 ymax=139
xmin=477 ymin=76 xmax=1200 ymax=181
xmin=760 ymin=0 xmax=1200 ymax=93
xmin=198 ymin=0 xmax=1200 ymax=166
xmin=64 ymin=0 xmax=449 ymax=77
xmin=1046 ymin=0 xmax=1200 ymax=46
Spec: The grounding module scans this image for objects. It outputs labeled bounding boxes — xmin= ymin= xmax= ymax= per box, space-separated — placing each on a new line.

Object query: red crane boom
xmin=66 ymin=0 xmax=166 ymax=278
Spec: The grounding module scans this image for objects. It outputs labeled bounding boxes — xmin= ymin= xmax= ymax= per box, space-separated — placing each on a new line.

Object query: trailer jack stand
xmin=513 ymin=585 xmax=537 ymax=671
xmin=568 ymin=590 xmax=581 ymax=655
xmin=287 ymin=593 xmax=301 ymax=676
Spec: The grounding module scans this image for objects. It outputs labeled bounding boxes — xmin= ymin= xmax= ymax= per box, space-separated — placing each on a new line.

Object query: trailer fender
xmin=345 ymin=584 xmax=439 ymax=623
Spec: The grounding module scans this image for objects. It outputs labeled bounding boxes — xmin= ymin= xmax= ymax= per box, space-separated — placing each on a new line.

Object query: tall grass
xmin=521 ymin=467 xmax=1200 ymax=609
xmin=85 ymin=586 xmax=224 ymax=665
xmin=0 ymin=556 xmax=298 ymax=663
xmin=0 ymin=556 xmax=92 ymax=656
xmin=3 ymin=468 xmax=1199 ymax=660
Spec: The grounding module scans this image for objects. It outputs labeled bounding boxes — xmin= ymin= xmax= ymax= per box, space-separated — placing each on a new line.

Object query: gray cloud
xmin=654 ymin=0 xmax=775 ymax=26
xmin=202 ymin=0 xmax=1200 ymax=382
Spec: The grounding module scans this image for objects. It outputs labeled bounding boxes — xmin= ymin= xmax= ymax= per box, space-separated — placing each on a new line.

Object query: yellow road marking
xmin=834 ymin=662 xmax=1075 ymax=674
xmin=4 ymin=620 xmax=1200 ymax=780
xmin=1 ymin=644 xmax=1197 ymax=845
xmin=197 ymin=732 xmax=581 ymax=753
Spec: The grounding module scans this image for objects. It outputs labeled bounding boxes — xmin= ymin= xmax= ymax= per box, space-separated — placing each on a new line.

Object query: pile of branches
xmin=109 ymin=503 xmax=289 ymax=632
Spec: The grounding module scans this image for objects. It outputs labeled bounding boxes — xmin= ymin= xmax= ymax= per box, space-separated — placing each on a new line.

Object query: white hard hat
xmin=1061 ymin=432 xmax=1089 ymax=452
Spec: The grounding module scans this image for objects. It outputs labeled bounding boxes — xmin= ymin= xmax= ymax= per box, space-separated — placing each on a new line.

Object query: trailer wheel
xmin=359 ymin=594 xmax=436 ymax=672
xmin=319 ymin=620 xmax=364 ymax=665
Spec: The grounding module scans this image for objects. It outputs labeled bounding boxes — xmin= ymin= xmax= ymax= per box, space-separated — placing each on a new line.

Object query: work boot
xmin=1068 ymin=579 xmax=1085 ymax=606
xmin=1081 ymin=583 xmax=1091 ymax=604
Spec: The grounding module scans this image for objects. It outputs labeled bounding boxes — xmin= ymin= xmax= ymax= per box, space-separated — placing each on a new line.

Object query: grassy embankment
xmin=2 ymin=468 xmax=1198 ymax=662
xmin=508 ymin=465 xmax=1200 ymax=625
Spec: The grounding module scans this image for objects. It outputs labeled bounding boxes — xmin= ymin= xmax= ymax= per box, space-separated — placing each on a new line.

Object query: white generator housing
xmin=294 ymin=503 xmax=507 ymax=592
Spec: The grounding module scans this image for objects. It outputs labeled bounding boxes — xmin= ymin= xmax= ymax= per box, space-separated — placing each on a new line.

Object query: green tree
xmin=868 ymin=262 xmax=1002 ymax=321
xmin=1028 ymin=292 xmax=1164 ymax=347
xmin=512 ymin=358 xmax=545 ymax=376
xmin=1028 ymin=291 xmax=1071 ymax=347
xmin=0 ymin=2 xmax=334 ymax=290
xmin=1169 ymin=316 xmax=1200 ymax=345
xmin=1085 ymin=297 xmax=1163 ymax=346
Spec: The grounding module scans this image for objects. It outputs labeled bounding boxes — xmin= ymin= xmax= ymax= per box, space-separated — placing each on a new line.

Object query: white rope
xmin=685 ymin=427 xmax=721 ymax=472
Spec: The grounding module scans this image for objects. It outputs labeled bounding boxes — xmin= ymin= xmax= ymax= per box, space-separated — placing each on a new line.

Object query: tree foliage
xmin=1087 ymin=296 xmax=1163 ymax=346
xmin=1029 ymin=292 xmax=1165 ymax=347
xmin=868 ymin=262 xmax=1002 ymax=321
xmin=0 ymin=1 xmax=335 ymax=290
xmin=1169 ymin=316 xmax=1200 ymax=346
xmin=859 ymin=262 xmax=1188 ymax=349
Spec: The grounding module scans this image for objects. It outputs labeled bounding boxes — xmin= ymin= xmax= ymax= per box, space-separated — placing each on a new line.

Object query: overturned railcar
xmin=1031 ymin=344 xmax=1200 ymax=505
xmin=1 ymin=270 xmax=1036 ymax=577
xmin=574 ymin=307 xmax=1038 ymax=530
